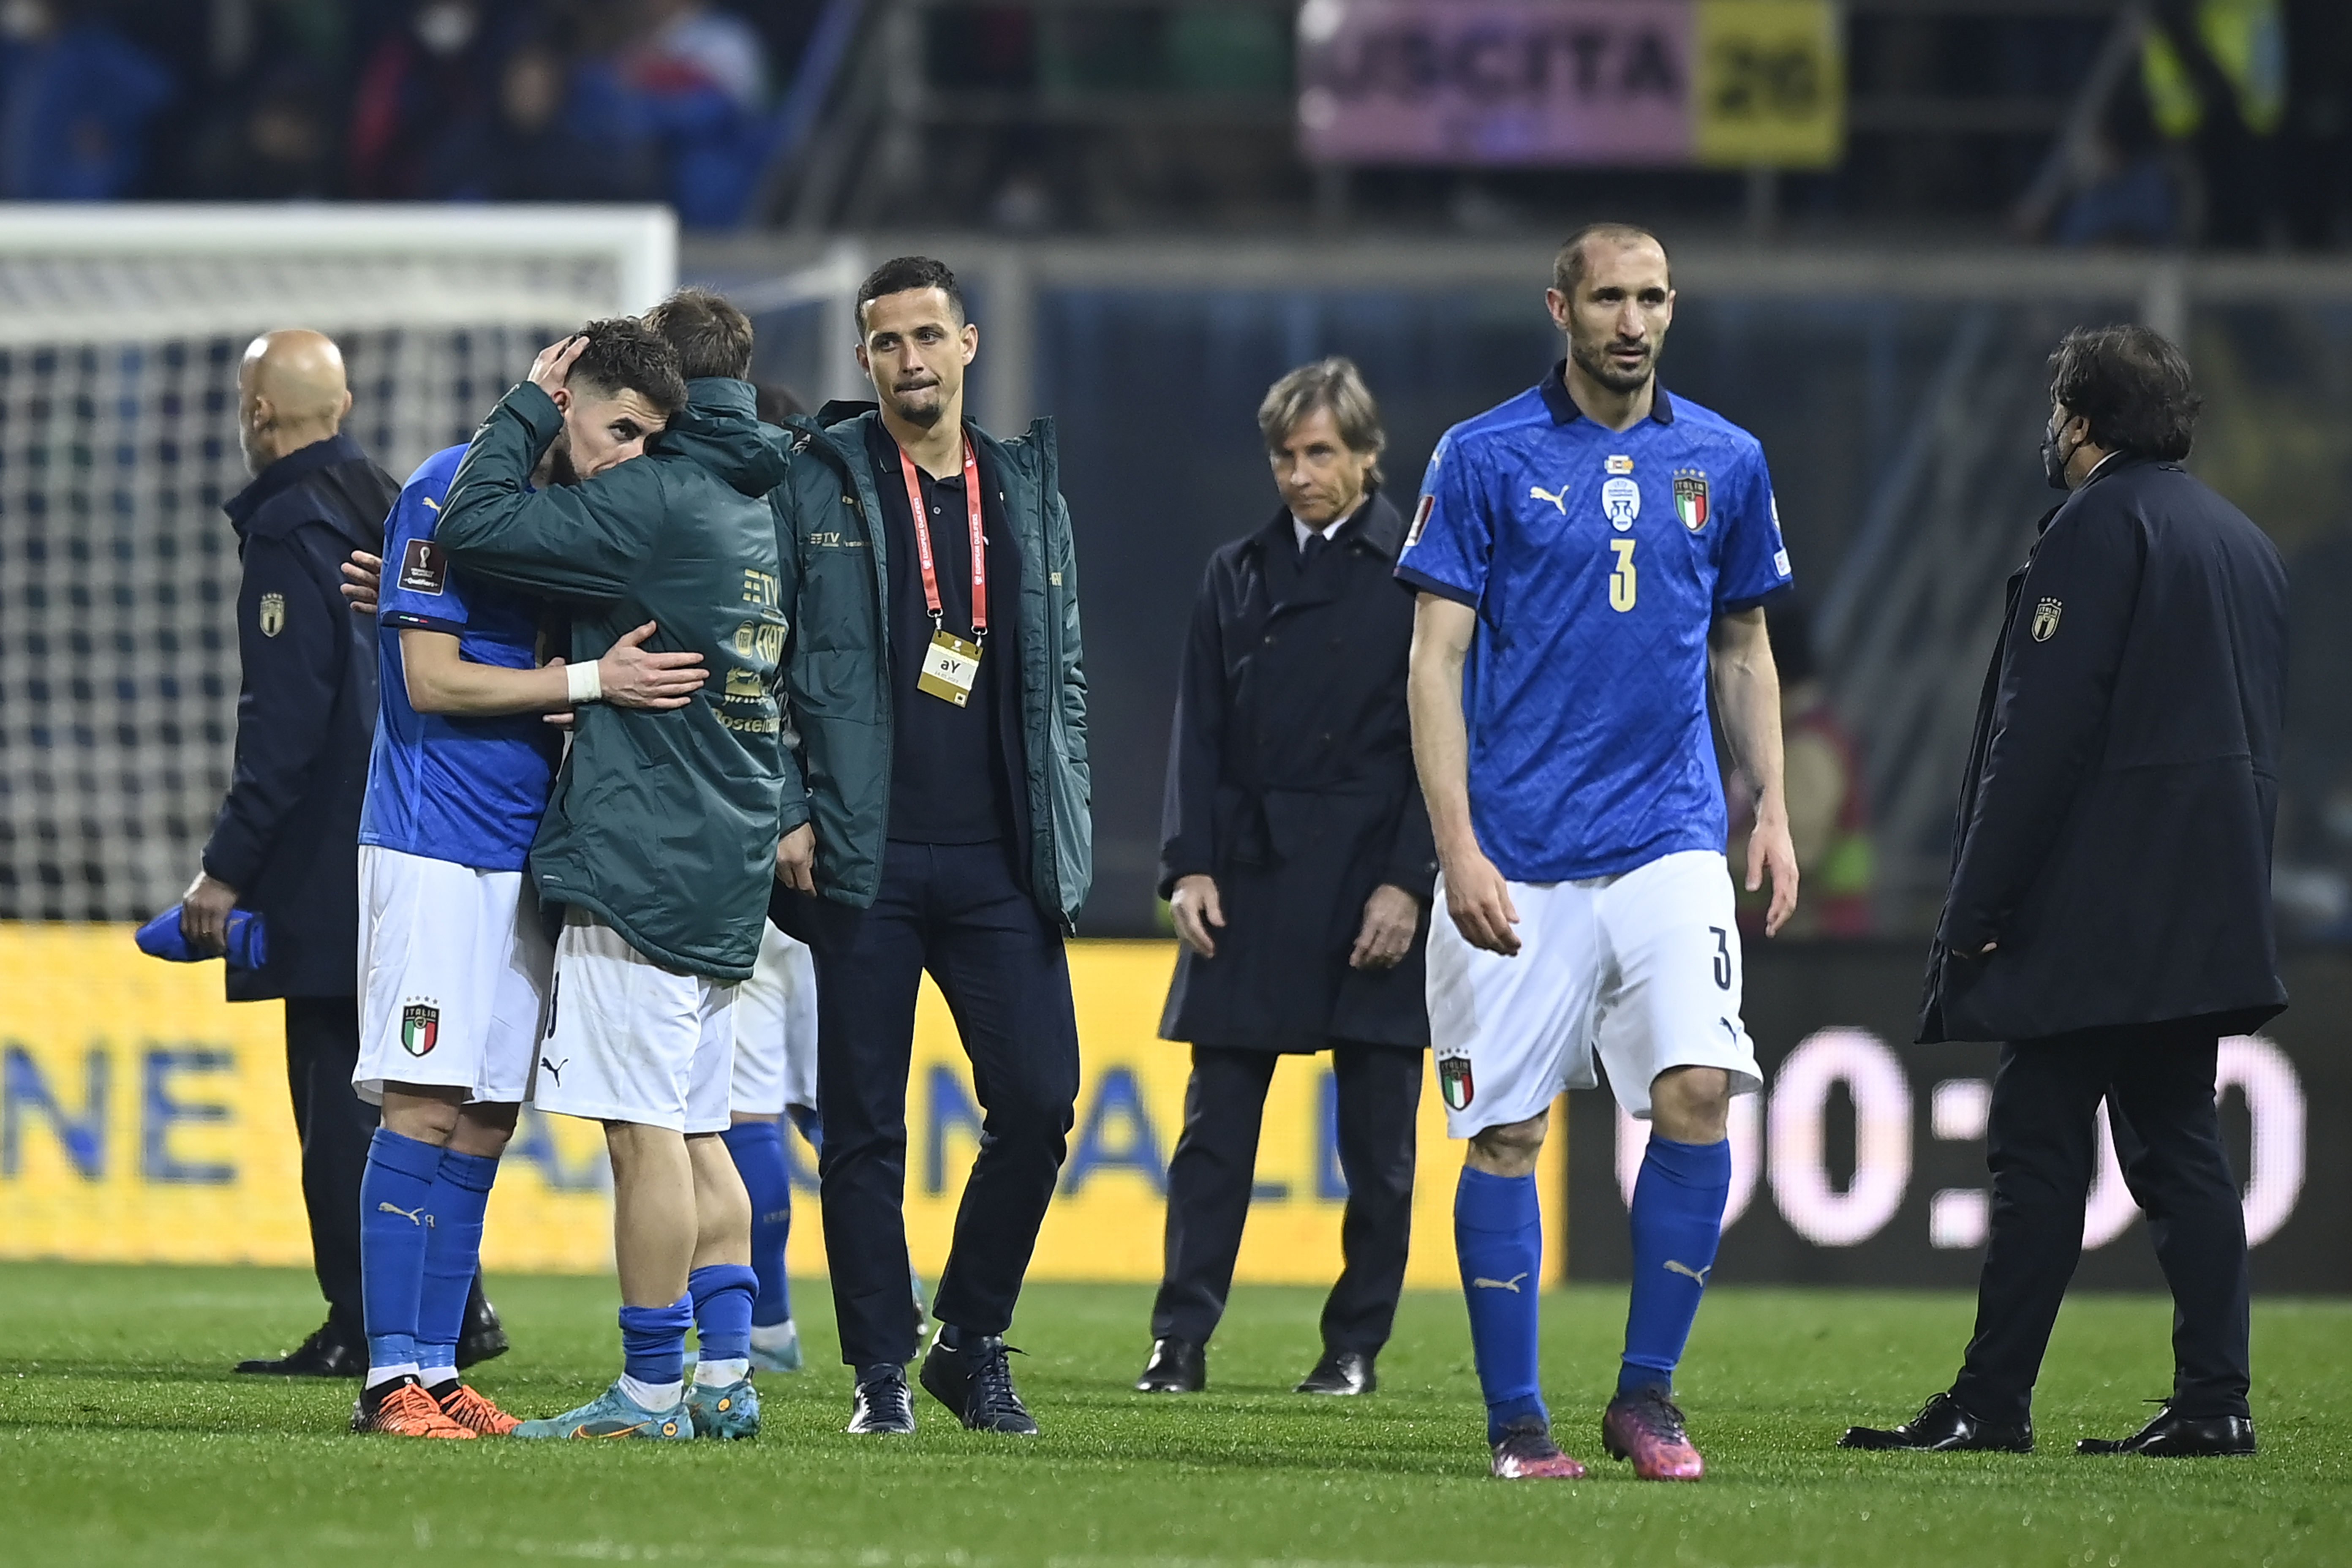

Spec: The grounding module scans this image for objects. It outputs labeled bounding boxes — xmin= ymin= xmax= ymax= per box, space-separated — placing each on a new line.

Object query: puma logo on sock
xmin=1663 ymin=1260 xmax=1712 ymax=1285
xmin=377 ymin=1202 xmax=427 ymax=1227
xmin=1472 ymin=1272 xmax=1530 ymax=1293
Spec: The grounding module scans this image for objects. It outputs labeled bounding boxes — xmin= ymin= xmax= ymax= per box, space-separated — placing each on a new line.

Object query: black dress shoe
xmin=1840 ymin=1392 xmax=2033 ymax=1453
xmin=456 ymin=1292 xmax=509 ymax=1369
xmin=234 ymin=1318 xmax=365 ymax=1377
xmin=2078 ymin=1402 xmax=2256 ymax=1457
xmin=1295 ymin=1348 xmax=1376 ymax=1396
xmin=846 ymin=1365 xmax=917 ymax=1435
xmin=1135 ymin=1337 xmax=1205 ymax=1394
xmin=920 ymin=1330 xmax=1038 ymax=1435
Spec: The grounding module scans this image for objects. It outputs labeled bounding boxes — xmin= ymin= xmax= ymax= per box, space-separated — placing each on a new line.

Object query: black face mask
xmin=2041 ymin=418 xmax=2075 ymax=491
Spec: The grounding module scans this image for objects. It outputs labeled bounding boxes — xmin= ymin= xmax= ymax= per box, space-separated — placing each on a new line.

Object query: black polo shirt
xmin=865 ymin=419 xmax=1024 ymax=846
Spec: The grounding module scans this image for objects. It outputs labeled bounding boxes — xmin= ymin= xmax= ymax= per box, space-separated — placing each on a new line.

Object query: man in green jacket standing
xmin=769 ymin=256 xmax=1091 ymax=1437
xmin=436 ymin=297 xmax=789 ymax=1442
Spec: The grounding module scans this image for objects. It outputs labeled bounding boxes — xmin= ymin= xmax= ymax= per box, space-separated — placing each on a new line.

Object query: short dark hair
xmin=643 ymin=286 xmax=754 ymax=381
xmin=1553 ymin=223 xmax=1670 ymax=298
xmin=856 ymin=256 xmax=966 ymax=332
xmin=2048 ymin=324 xmax=2200 ymax=460
xmin=570 ymin=316 xmax=687 ymax=416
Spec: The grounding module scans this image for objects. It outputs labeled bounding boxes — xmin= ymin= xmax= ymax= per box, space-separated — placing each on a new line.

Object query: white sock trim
xmin=618 ymin=1374 xmax=683 ymax=1410
xmin=365 ymin=1363 xmax=420 ymax=1390
xmin=748 ymin=1320 xmax=798 ymax=1350
xmin=695 ymin=1357 xmax=750 ymax=1386
xmin=418 ymin=1365 xmax=459 ymax=1387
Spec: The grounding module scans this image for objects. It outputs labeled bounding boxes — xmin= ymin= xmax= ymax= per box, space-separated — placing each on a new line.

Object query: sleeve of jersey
xmin=1392 ymin=436 xmax=1489 ymax=609
xmin=377 ymin=484 xmax=470 ymax=637
xmin=1715 ymin=449 xmax=1794 ymax=613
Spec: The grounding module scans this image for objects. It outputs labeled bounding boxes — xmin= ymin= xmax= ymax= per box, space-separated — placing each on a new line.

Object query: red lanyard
xmin=896 ymin=436 xmax=986 ymax=638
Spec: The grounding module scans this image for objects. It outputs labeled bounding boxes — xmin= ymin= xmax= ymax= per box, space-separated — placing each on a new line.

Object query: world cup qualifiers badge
xmin=1673 ymin=469 xmax=1710 ymax=532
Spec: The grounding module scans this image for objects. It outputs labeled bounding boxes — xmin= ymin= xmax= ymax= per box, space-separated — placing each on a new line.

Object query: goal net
xmin=0 ymin=205 xmax=676 ymax=921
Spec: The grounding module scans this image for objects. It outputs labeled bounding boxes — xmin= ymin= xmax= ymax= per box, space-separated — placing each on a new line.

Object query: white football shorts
xmin=731 ymin=921 xmax=819 ymax=1117
xmin=535 ymin=909 xmax=738 ymax=1134
xmin=1426 ymin=849 xmax=1762 ymax=1136
xmin=354 ymin=846 xmax=551 ymax=1107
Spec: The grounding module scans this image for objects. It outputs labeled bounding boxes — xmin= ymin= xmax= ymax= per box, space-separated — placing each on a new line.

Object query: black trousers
xmin=283 ymin=996 xmax=376 ymax=1331
xmin=1951 ymin=1024 xmax=2251 ymax=1426
xmin=806 ymin=840 xmax=1082 ymax=1370
xmin=1150 ymin=1041 xmax=1421 ymax=1356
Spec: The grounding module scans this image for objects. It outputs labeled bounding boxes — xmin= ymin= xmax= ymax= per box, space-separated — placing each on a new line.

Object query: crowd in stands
xmin=0 ymin=0 xmax=802 ymax=227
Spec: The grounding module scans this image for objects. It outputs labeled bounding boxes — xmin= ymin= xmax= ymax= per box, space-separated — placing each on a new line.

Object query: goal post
xmin=0 ymin=205 xmax=678 ymax=922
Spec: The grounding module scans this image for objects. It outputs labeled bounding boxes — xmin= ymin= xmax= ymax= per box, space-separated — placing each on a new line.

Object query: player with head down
xmin=436 ymin=290 xmax=789 ymax=1443
xmin=347 ymin=318 xmax=706 ymax=1438
xmin=1400 ymin=225 xmax=1799 ymax=1481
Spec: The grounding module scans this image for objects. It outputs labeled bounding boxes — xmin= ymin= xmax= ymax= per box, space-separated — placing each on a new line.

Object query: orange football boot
xmin=350 ymin=1375 xmax=477 ymax=1439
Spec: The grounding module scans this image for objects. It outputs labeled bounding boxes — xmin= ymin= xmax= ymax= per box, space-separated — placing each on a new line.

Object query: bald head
xmin=238 ymin=329 xmax=354 ymax=474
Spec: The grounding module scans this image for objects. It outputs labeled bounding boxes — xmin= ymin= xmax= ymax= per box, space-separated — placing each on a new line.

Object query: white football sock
xmin=695 ymin=1356 xmax=751 ymax=1386
xmin=365 ymin=1361 xmax=420 ymax=1391
xmin=749 ymin=1320 xmax=798 ymax=1352
xmin=618 ymin=1374 xmax=683 ymax=1410
xmin=418 ymin=1364 xmax=458 ymax=1388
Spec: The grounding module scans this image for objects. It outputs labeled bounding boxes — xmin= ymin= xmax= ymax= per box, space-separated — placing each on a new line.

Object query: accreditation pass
xmin=917 ymin=629 xmax=983 ymax=707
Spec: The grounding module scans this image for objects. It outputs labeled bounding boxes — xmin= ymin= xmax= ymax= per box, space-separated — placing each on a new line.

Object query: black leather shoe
xmin=1135 ymin=1337 xmax=1205 ymax=1394
xmin=234 ymin=1318 xmax=365 ymax=1377
xmin=1295 ymin=1348 xmax=1376 ymax=1396
xmin=2078 ymin=1402 xmax=2256 ymax=1457
xmin=846 ymin=1365 xmax=916 ymax=1435
xmin=455 ymin=1292 xmax=509 ymax=1369
xmin=920 ymin=1330 xmax=1039 ymax=1435
xmin=1840 ymin=1392 xmax=2033 ymax=1453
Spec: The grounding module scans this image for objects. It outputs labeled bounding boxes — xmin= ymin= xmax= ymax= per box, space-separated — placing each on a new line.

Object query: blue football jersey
xmin=357 ymin=444 xmax=560 ymax=872
xmin=1396 ymin=364 xmax=1794 ymax=882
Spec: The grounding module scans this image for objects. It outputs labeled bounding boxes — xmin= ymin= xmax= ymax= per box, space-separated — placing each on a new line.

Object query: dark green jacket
xmin=770 ymin=406 xmax=1091 ymax=928
xmin=439 ymin=378 xmax=790 ymax=980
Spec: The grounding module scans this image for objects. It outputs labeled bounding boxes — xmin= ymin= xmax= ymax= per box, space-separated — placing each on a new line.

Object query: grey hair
xmin=1258 ymin=357 xmax=1386 ymax=486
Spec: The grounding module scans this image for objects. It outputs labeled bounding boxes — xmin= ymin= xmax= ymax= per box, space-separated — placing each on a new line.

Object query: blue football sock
xmin=1620 ymin=1134 xmax=1732 ymax=1399
xmin=1456 ymin=1166 xmax=1546 ymax=1443
xmin=690 ymin=1263 xmax=758 ymax=1364
xmin=359 ymin=1128 xmax=443 ymax=1378
xmin=721 ymin=1120 xmax=793 ymax=1326
xmin=619 ymin=1295 xmax=694 ymax=1388
xmin=416 ymin=1147 xmax=498 ymax=1377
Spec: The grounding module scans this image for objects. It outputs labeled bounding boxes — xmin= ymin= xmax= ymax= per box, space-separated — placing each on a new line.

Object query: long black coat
xmin=203 ymin=433 xmax=397 ymax=1002
xmin=1157 ymin=492 xmax=1436 ymax=1051
xmin=1919 ymin=456 xmax=2288 ymax=1044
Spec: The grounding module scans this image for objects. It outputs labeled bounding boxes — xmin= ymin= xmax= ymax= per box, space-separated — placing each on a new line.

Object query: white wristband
xmin=566 ymin=659 xmax=603 ymax=705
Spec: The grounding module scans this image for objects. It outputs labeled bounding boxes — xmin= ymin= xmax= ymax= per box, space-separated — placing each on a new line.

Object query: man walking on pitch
xmin=1402 ymin=226 xmax=1798 ymax=1481
xmin=768 ymin=256 xmax=1090 ymax=1437
xmin=1844 ymin=327 xmax=2286 ymax=1459
xmin=436 ymin=293 xmax=789 ymax=1441
xmin=347 ymin=319 xmax=709 ymax=1438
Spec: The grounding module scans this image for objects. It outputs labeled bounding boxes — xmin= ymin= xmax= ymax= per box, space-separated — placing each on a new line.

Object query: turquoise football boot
xmin=748 ymin=1319 xmax=803 ymax=1374
xmin=511 ymin=1380 xmax=692 ymax=1441
xmin=686 ymin=1375 xmax=762 ymax=1440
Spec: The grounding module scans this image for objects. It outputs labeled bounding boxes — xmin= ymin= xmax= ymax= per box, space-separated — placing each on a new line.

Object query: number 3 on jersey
xmin=1608 ymin=538 xmax=1638 ymax=612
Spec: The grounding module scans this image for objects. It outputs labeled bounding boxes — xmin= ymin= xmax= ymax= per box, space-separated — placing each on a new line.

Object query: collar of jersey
xmin=1539 ymin=359 xmax=1675 ymax=428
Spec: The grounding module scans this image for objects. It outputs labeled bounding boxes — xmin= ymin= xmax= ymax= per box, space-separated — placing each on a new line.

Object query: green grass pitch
xmin=1 ymin=1262 xmax=2345 ymax=1567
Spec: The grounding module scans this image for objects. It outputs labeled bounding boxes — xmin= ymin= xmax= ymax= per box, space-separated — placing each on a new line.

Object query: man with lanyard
xmin=768 ymin=255 xmax=1091 ymax=1438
